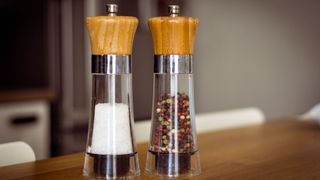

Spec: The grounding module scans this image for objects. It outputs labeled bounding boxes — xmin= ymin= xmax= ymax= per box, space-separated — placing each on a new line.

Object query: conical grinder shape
xmin=83 ymin=4 xmax=140 ymax=179
xmin=145 ymin=5 xmax=201 ymax=177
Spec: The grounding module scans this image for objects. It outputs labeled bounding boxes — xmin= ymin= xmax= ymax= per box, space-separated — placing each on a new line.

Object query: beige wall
xmin=187 ymin=0 xmax=320 ymax=118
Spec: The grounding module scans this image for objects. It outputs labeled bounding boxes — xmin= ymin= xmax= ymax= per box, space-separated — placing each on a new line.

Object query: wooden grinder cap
xmin=148 ymin=5 xmax=199 ymax=55
xmin=86 ymin=4 xmax=138 ymax=55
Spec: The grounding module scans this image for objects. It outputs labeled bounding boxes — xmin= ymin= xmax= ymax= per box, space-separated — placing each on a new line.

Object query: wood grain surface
xmin=148 ymin=16 xmax=199 ymax=55
xmin=86 ymin=16 xmax=138 ymax=55
xmin=1 ymin=119 xmax=320 ymax=179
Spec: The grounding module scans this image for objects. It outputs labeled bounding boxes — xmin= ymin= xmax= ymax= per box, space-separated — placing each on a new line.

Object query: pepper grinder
xmin=83 ymin=4 xmax=140 ymax=179
xmin=145 ymin=5 xmax=201 ymax=177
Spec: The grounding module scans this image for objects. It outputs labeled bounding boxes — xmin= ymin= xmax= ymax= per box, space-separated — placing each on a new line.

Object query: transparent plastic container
xmin=145 ymin=55 xmax=201 ymax=177
xmin=83 ymin=55 xmax=140 ymax=179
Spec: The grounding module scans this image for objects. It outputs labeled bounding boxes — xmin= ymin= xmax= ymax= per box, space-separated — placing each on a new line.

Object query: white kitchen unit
xmin=0 ymin=100 xmax=50 ymax=160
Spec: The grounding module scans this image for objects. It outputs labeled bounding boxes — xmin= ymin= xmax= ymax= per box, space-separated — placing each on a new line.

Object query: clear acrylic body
xmin=83 ymin=55 xmax=140 ymax=179
xmin=145 ymin=55 xmax=201 ymax=177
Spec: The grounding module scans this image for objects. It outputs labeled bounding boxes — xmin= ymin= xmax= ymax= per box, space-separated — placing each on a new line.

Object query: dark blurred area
xmin=0 ymin=0 xmax=48 ymax=89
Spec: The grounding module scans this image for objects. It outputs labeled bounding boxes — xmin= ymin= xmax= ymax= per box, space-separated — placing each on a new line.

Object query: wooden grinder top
xmin=148 ymin=5 xmax=199 ymax=55
xmin=86 ymin=4 xmax=138 ymax=55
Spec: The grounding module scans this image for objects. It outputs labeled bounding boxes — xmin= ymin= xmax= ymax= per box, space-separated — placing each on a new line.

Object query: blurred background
xmin=0 ymin=0 xmax=319 ymax=159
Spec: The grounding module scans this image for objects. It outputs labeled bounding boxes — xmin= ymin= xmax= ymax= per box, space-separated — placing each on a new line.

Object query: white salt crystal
xmin=90 ymin=103 xmax=133 ymax=155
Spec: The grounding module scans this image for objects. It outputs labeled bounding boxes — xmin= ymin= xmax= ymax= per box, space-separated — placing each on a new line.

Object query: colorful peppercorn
xmin=150 ymin=92 xmax=194 ymax=153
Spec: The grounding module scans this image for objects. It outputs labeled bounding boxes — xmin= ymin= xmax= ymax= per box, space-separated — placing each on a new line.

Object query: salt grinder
xmin=83 ymin=4 xmax=139 ymax=179
xmin=145 ymin=5 xmax=201 ymax=177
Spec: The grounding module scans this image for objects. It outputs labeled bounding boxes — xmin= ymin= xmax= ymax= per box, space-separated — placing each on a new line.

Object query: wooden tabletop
xmin=1 ymin=119 xmax=320 ymax=179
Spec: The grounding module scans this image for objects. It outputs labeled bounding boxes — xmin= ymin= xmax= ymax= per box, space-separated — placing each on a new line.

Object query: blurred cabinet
xmin=0 ymin=100 xmax=50 ymax=160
